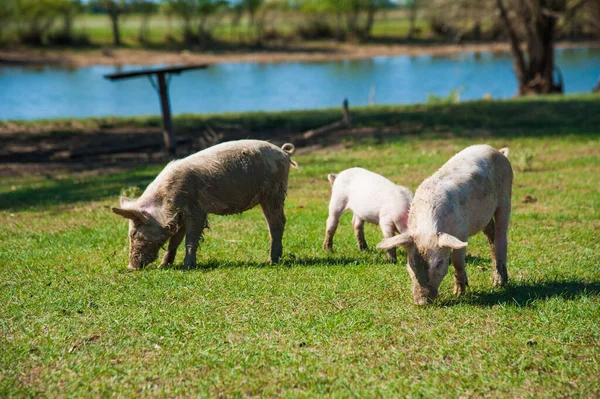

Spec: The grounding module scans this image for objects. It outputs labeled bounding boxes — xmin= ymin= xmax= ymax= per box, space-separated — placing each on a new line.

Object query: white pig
xmin=377 ymin=145 xmax=512 ymax=305
xmin=323 ymin=167 xmax=413 ymax=262
xmin=112 ymin=140 xmax=297 ymax=270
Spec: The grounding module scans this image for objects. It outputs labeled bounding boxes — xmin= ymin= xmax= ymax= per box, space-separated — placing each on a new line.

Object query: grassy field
xmin=3 ymin=10 xmax=433 ymax=48
xmin=1 ymin=95 xmax=600 ymax=397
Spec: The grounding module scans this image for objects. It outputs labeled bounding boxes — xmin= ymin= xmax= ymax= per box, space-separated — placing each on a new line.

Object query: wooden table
xmin=104 ymin=64 xmax=208 ymax=155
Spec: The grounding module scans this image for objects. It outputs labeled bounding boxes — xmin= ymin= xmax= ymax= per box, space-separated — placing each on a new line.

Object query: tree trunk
xmin=345 ymin=8 xmax=359 ymax=40
xmin=521 ymin=13 xmax=561 ymax=94
xmin=109 ymin=12 xmax=121 ymax=46
xmin=362 ymin=2 xmax=377 ymax=40
xmin=408 ymin=0 xmax=418 ymax=39
xmin=496 ymin=0 xmax=563 ymax=96
xmin=335 ymin=12 xmax=343 ymax=41
xmin=63 ymin=13 xmax=72 ymax=39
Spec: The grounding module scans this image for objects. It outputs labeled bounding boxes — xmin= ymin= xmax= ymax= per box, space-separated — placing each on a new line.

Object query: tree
xmin=0 ymin=0 xmax=17 ymax=42
xmin=162 ymin=0 xmax=196 ymax=43
xmin=195 ymin=0 xmax=227 ymax=44
xmin=495 ymin=0 xmax=596 ymax=95
xmin=92 ymin=0 xmax=129 ymax=46
xmin=130 ymin=0 xmax=157 ymax=43
xmin=241 ymin=0 xmax=264 ymax=42
xmin=15 ymin=0 xmax=62 ymax=45
xmin=297 ymin=0 xmax=389 ymax=41
xmin=406 ymin=0 xmax=419 ymax=39
xmin=253 ymin=0 xmax=288 ymax=44
xmin=53 ymin=0 xmax=83 ymax=44
xmin=426 ymin=0 xmax=594 ymax=95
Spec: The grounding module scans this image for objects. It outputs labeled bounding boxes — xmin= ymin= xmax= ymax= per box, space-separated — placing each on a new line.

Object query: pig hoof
xmin=414 ymin=298 xmax=431 ymax=306
xmin=183 ymin=260 xmax=196 ymax=270
xmin=269 ymin=255 xmax=282 ymax=264
xmin=160 ymin=254 xmax=173 ymax=267
xmin=493 ymin=277 xmax=508 ymax=287
xmin=454 ymin=284 xmax=467 ymax=296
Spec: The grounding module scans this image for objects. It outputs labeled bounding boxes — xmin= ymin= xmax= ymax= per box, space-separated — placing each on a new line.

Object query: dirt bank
xmin=1 ymin=40 xmax=598 ymax=67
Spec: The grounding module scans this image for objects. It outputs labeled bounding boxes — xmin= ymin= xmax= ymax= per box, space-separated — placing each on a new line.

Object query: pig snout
xmin=412 ymin=283 xmax=438 ymax=306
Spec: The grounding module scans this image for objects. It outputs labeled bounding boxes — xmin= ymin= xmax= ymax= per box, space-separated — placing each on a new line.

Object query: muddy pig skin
xmin=112 ymin=140 xmax=297 ymax=270
xmin=323 ymin=167 xmax=413 ymax=262
xmin=378 ymin=145 xmax=512 ymax=305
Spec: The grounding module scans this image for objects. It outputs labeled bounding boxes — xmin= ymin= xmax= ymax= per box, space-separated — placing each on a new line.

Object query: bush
xmin=296 ymin=19 xmax=335 ymax=40
xmin=47 ymin=31 xmax=90 ymax=46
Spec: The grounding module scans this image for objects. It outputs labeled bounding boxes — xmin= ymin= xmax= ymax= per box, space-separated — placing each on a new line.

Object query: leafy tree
xmin=298 ymin=0 xmax=389 ymax=41
xmin=52 ymin=0 xmax=83 ymax=44
xmin=195 ymin=0 xmax=228 ymax=44
xmin=15 ymin=0 xmax=62 ymax=45
xmin=89 ymin=0 xmax=129 ymax=46
xmin=253 ymin=0 xmax=289 ymax=44
xmin=130 ymin=0 xmax=157 ymax=43
xmin=406 ymin=0 xmax=419 ymax=39
xmin=162 ymin=0 xmax=196 ymax=43
xmin=241 ymin=0 xmax=264 ymax=42
xmin=162 ymin=0 xmax=227 ymax=44
xmin=0 ymin=0 xmax=18 ymax=41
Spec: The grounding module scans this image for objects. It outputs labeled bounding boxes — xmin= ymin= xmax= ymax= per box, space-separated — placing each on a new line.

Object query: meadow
xmin=1 ymin=94 xmax=599 ymax=397
xmin=7 ymin=10 xmax=433 ymax=49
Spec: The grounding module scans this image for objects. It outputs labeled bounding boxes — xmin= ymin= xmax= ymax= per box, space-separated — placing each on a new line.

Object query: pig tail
xmin=281 ymin=143 xmax=296 ymax=156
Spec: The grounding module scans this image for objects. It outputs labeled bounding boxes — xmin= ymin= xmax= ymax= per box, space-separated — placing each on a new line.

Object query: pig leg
xmin=160 ymin=226 xmax=186 ymax=267
xmin=491 ymin=205 xmax=510 ymax=287
xmin=352 ymin=214 xmax=368 ymax=251
xmin=323 ymin=196 xmax=346 ymax=251
xmin=451 ymin=247 xmax=468 ymax=295
xmin=483 ymin=219 xmax=496 ymax=277
xmin=183 ymin=212 xmax=207 ymax=270
xmin=379 ymin=222 xmax=397 ymax=262
xmin=261 ymin=200 xmax=286 ymax=264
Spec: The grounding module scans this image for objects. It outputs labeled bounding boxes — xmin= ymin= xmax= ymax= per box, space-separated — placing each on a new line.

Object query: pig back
xmin=410 ymin=145 xmax=512 ymax=236
xmin=175 ymin=140 xmax=292 ymax=215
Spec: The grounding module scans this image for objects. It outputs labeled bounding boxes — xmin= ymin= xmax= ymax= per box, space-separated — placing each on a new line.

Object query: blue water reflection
xmin=0 ymin=47 xmax=598 ymax=120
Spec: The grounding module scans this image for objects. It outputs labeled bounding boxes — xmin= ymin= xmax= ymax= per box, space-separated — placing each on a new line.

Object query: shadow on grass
xmin=439 ymin=280 xmax=600 ymax=307
xmin=161 ymin=255 xmax=376 ymax=271
xmin=2 ymin=95 xmax=599 ymax=210
xmin=0 ymin=167 xmax=157 ymax=211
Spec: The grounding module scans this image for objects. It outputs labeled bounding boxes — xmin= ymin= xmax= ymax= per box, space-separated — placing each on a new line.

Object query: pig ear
xmin=377 ymin=233 xmax=413 ymax=249
xmin=119 ymin=196 xmax=135 ymax=207
xmin=111 ymin=206 xmax=149 ymax=224
xmin=327 ymin=174 xmax=337 ymax=186
xmin=437 ymin=233 xmax=468 ymax=249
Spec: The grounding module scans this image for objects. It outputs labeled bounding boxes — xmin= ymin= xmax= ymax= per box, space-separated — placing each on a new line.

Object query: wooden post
xmin=157 ymin=72 xmax=176 ymax=156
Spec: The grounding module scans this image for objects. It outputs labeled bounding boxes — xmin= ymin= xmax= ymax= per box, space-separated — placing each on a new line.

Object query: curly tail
xmin=281 ymin=143 xmax=295 ymax=155
xmin=281 ymin=143 xmax=299 ymax=170
xmin=499 ymin=147 xmax=510 ymax=158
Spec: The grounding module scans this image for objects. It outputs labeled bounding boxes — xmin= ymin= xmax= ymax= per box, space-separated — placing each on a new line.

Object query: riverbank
xmin=1 ymin=40 xmax=599 ymax=67
xmin=2 ymin=93 xmax=599 ymax=178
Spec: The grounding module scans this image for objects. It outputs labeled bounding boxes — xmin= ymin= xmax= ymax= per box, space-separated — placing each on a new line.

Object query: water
xmin=0 ymin=48 xmax=598 ymax=121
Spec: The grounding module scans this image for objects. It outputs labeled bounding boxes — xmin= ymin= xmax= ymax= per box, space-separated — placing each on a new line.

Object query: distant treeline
xmin=0 ymin=0 xmax=598 ymax=47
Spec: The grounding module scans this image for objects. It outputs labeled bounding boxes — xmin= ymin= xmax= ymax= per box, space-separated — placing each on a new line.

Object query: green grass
xmin=3 ymin=10 xmax=436 ymax=48
xmin=1 ymin=95 xmax=600 ymax=397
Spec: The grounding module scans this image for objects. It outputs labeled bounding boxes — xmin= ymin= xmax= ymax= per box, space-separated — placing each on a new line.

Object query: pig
xmin=323 ymin=167 xmax=413 ymax=262
xmin=377 ymin=145 xmax=512 ymax=305
xmin=111 ymin=140 xmax=298 ymax=270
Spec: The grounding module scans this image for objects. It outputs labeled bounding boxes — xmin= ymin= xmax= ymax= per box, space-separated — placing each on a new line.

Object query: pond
xmin=0 ymin=47 xmax=598 ymax=121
